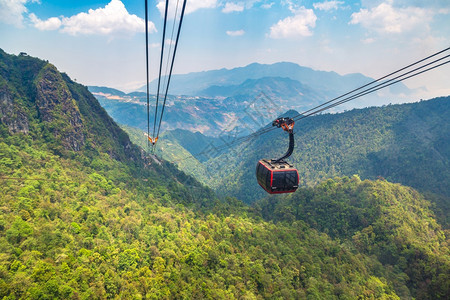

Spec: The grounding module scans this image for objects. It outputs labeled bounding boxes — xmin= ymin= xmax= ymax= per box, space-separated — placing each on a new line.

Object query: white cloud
xmin=29 ymin=13 xmax=61 ymax=30
xmin=61 ymin=0 xmax=150 ymax=35
xmin=29 ymin=0 xmax=155 ymax=37
xmin=269 ymin=7 xmax=317 ymax=39
xmin=165 ymin=38 xmax=176 ymax=45
xmin=222 ymin=2 xmax=244 ymax=13
xmin=157 ymin=0 xmax=217 ymax=16
xmin=349 ymin=2 xmax=432 ymax=34
xmin=0 ymin=0 xmax=38 ymax=27
xmin=226 ymin=29 xmax=245 ymax=36
xmin=361 ymin=37 xmax=375 ymax=44
xmin=283 ymin=1 xmax=307 ymax=14
xmin=313 ymin=1 xmax=344 ymax=11
xmin=261 ymin=2 xmax=274 ymax=9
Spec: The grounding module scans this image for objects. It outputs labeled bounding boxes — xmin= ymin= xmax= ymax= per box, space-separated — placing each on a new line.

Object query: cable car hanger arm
xmin=272 ymin=117 xmax=295 ymax=163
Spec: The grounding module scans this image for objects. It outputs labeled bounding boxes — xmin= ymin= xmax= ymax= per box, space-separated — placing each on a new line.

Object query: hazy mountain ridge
xmin=142 ymin=61 xmax=411 ymax=98
xmin=198 ymin=76 xmax=326 ymax=112
xmin=199 ymin=76 xmax=318 ymax=97
xmin=142 ymin=62 xmax=371 ymax=95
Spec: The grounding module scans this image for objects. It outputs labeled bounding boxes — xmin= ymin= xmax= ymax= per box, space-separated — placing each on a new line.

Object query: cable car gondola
xmin=256 ymin=117 xmax=299 ymax=194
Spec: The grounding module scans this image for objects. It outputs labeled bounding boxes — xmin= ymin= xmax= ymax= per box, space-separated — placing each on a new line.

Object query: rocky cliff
xmin=35 ymin=64 xmax=85 ymax=151
xmin=0 ymin=49 xmax=143 ymax=162
xmin=0 ymin=82 xmax=29 ymax=134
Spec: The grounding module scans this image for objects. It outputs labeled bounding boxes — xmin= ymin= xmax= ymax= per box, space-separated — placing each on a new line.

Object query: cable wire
xmin=217 ymin=50 xmax=450 ymax=149
xmin=152 ymin=0 xmax=170 ymax=143
xmin=293 ymin=54 xmax=450 ymax=123
xmin=144 ymin=0 xmax=150 ymax=148
xmin=154 ymin=0 xmax=187 ymax=144
xmin=160 ymin=0 xmax=181 ymax=107
xmin=295 ymin=47 xmax=450 ymax=120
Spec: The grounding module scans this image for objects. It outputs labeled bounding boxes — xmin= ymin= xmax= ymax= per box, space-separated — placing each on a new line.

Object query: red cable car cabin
xmin=256 ymin=117 xmax=299 ymax=194
xmin=256 ymin=159 xmax=299 ymax=194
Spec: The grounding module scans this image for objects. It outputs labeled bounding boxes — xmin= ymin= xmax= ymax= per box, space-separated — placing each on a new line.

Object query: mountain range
xmin=141 ymin=62 xmax=411 ymax=99
xmin=90 ymin=61 xmax=413 ymax=136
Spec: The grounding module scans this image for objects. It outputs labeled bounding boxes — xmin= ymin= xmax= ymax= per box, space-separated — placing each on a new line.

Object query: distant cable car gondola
xmin=256 ymin=117 xmax=299 ymax=194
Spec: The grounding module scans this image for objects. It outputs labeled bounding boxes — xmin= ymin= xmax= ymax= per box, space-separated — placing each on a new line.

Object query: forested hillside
xmin=1 ymin=50 xmax=449 ymax=299
xmin=254 ymin=176 xmax=449 ymax=299
xmin=1 ymin=136 xmax=448 ymax=298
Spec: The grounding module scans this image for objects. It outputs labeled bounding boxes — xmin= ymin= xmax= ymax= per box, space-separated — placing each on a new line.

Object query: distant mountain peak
xmin=281 ymin=109 xmax=300 ymax=117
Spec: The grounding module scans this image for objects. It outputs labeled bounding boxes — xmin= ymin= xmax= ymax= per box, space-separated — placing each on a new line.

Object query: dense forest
xmin=1 ymin=50 xmax=449 ymax=299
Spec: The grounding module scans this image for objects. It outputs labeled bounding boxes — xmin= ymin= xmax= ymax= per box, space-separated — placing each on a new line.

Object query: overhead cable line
xmin=152 ymin=0 xmax=170 ymax=147
xmin=152 ymin=0 xmax=181 ymax=153
xmin=154 ymin=0 xmax=187 ymax=145
xmin=292 ymin=47 xmax=450 ymax=122
xmin=144 ymin=0 xmax=151 ymax=147
xmin=169 ymin=47 xmax=450 ymax=163
xmin=161 ymin=0 xmax=181 ymax=104
xmin=231 ymin=55 xmax=450 ymax=149
xmin=292 ymin=53 xmax=450 ymax=124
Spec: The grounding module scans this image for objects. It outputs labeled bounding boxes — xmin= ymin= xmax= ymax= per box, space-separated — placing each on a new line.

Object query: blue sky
xmin=0 ymin=0 xmax=449 ymax=99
